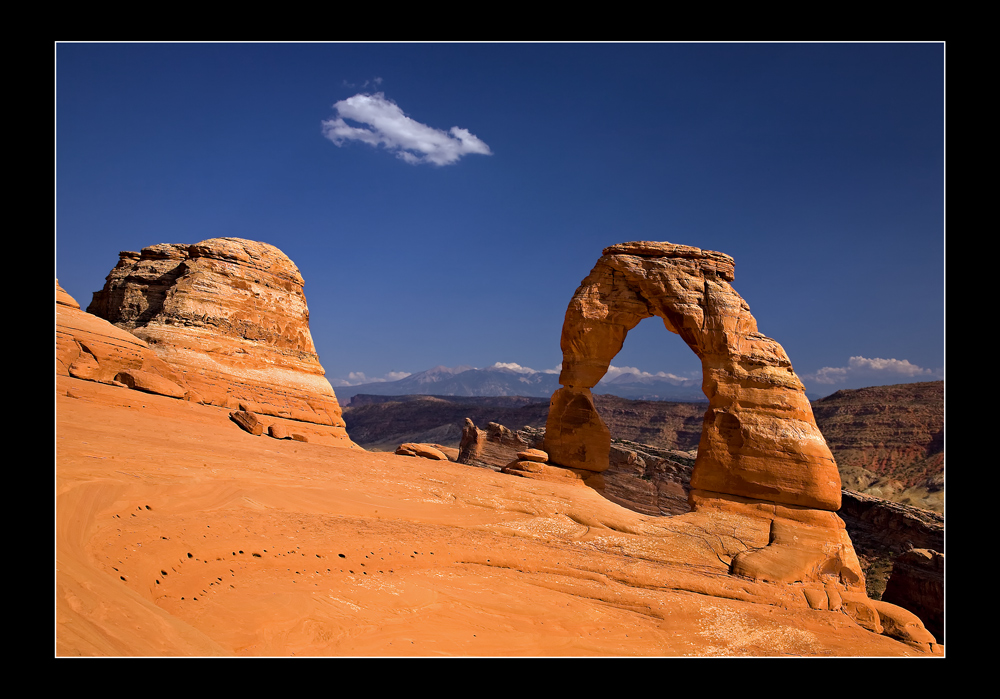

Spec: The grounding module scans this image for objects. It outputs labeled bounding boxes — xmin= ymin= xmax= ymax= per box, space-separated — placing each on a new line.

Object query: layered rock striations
xmin=87 ymin=238 xmax=350 ymax=443
xmin=57 ymin=281 xmax=190 ymax=398
xmin=545 ymin=241 xmax=840 ymax=510
xmin=811 ymin=381 xmax=943 ymax=512
xmin=538 ymin=241 xmax=943 ymax=648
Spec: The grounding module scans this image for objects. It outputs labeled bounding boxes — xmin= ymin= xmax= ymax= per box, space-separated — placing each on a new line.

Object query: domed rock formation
xmin=87 ymin=238 xmax=350 ymax=442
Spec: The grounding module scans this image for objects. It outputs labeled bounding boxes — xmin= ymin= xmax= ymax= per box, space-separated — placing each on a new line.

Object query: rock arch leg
xmin=545 ymin=263 xmax=653 ymax=472
xmin=544 ymin=241 xmax=842 ymax=511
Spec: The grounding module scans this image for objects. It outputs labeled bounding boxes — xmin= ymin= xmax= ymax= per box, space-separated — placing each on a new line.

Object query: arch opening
xmin=543 ymin=241 xmax=843 ymax=512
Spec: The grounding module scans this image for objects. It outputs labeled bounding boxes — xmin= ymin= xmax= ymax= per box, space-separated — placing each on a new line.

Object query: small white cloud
xmin=810 ymin=366 xmax=848 ymax=384
xmin=322 ymin=92 xmax=492 ymax=166
xmin=805 ymin=356 xmax=940 ymax=385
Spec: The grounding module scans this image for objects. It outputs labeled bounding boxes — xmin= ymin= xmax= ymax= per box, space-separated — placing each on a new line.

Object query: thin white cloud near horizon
xmin=599 ymin=365 xmax=697 ymax=383
xmin=329 ymin=370 xmax=412 ymax=387
xmin=321 ymin=92 xmax=492 ymax=166
xmin=490 ymin=362 xmax=560 ymax=374
xmin=334 ymin=361 xmax=699 ymax=387
xmin=804 ymin=356 xmax=942 ymax=385
xmin=489 ymin=362 xmax=696 ymax=383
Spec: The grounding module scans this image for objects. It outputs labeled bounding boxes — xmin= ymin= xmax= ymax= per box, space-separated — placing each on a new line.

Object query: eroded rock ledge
xmin=86 ymin=238 xmax=349 ymax=440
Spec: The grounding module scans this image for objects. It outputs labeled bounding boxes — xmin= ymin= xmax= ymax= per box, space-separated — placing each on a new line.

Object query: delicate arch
xmin=543 ymin=241 xmax=842 ymax=511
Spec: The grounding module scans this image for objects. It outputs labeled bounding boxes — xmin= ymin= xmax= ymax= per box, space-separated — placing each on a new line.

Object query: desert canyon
xmin=56 ymin=238 xmax=943 ymax=657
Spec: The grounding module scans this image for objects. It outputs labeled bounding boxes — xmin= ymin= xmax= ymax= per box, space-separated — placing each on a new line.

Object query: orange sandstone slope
xmin=56 ymin=238 xmax=940 ymax=657
xmin=56 ymin=376 xmax=934 ymax=657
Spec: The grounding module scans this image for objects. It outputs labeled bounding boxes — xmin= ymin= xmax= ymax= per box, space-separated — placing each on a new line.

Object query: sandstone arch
xmin=543 ymin=241 xmax=842 ymax=512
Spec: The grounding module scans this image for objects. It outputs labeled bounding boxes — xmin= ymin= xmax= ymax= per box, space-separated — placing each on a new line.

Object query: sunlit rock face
xmin=88 ymin=238 xmax=349 ymax=440
xmin=544 ymin=241 xmax=841 ymax=512
xmin=57 ymin=280 xmax=190 ymax=398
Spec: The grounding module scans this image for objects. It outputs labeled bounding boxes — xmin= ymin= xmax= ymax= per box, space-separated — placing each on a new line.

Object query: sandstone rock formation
xmin=458 ymin=419 xmax=545 ymax=471
xmin=267 ymin=423 xmax=307 ymax=441
xmin=456 ymin=415 xmax=940 ymax=649
xmin=57 ymin=281 xmax=190 ymax=398
xmin=87 ymin=238 xmax=351 ymax=444
xmin=542 ymin=241 xmax=885 ymax=619
xmin=545 ymin=241 xmax=840 ymax=511
xmin=229 ymin=408 xmax=265 ymax=436
xmin=495 ymin=444 xmax=589 ymax=485
xmin=342 ymin=388 xmax=941 ymax=514
xmin=395 ymin=443 xmax=449 ymax=460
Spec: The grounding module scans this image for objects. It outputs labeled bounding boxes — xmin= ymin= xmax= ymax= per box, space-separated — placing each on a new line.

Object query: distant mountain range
xmin=336 ymin=364 xmax=708 ymax=405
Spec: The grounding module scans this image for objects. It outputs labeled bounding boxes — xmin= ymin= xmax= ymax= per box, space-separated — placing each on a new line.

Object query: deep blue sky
xmin=56 ymin=43 xmax=944 ymax=397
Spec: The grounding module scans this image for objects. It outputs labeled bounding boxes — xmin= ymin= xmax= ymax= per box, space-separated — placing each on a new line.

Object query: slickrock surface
xmin=458 ymin=419 xmax=943 ymax=567
xmin=811 ymin=381 xmax=943 ymax=512
xmin=57 ymin=375 xmax=939 ymax=656
xmin=87 ymin=238 xmax=350 ymax=444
